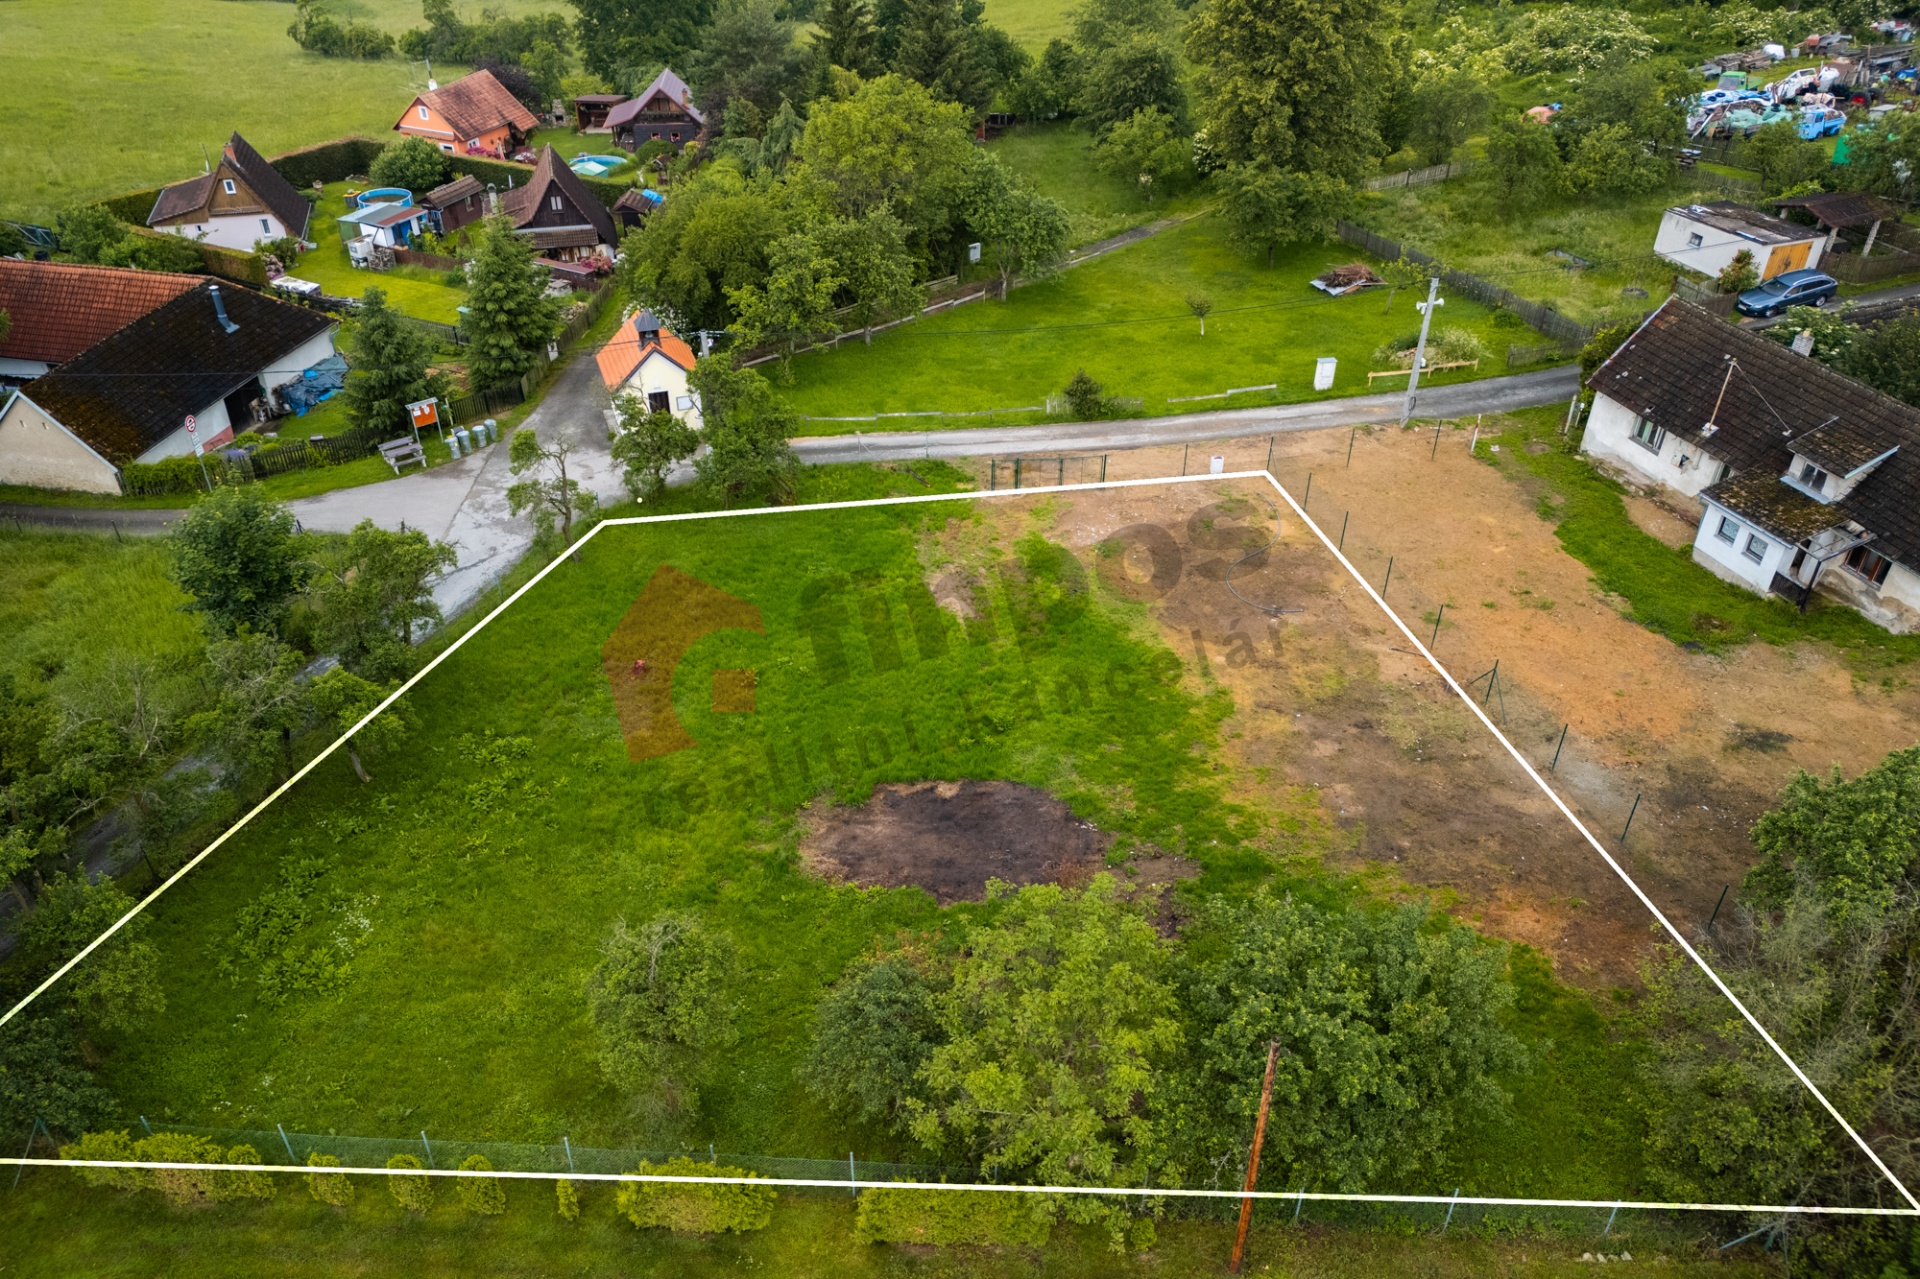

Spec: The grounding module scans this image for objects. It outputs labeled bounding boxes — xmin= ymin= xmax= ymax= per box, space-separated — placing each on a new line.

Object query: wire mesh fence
xmin=985 ymin=455 xmax=1111 ymax=489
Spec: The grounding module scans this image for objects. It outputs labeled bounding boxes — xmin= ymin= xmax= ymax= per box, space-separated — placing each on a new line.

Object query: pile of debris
xmin=1311 ymin=263 xmax=1383 ymax=296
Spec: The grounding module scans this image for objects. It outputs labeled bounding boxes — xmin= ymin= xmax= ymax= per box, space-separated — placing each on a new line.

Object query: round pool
xmin=356 ymin=187 xmax=412 ymax=208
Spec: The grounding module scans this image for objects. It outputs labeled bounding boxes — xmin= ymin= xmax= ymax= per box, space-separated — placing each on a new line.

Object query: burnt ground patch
xmin=800 ymin=780 xmax=1120 ymax=904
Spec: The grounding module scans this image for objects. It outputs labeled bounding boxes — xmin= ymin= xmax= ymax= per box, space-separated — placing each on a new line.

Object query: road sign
xmin=184 ymin=414 xmax=197 ymax=433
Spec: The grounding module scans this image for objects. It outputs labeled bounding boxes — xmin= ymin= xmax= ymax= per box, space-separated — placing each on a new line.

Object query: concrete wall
xmin=0 ymin=393 xmax=121 ymax=493
xmin=136 ymin=399 xmax=231 ymax=464
xmin=1814 ymin=551 xmax=1920 ymax=634
xmin=1653 ymin=212 xmax=1823 ymax=281
xmin=619 ymin=352 xmax=701 ymax=429
xmin=1583 ymin=392 xmax=1729 ymax=498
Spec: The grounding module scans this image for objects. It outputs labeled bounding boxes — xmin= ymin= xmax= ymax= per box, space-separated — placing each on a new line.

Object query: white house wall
xmin=1814 ymin=555 xmax=1920 ymax=633
xmin=1692 ymin=497 xmax=1792 ymax=592
xmin=619 ymin=352 xmax=702 ymax=429
xmin=260 ymin=329 xmax=340 ymax=390
xmin=1652 ymin=214 xmax=1823 ymax=281
xmin=136 ymin=399 xmax=231 ymax=464
xmin=167 ymin=214 xmax=290 ymax=253
xmin=0 ymin=394 xmax=121 ymax=493
xmin=1582 ymin=391 xmax=1725 ymax=498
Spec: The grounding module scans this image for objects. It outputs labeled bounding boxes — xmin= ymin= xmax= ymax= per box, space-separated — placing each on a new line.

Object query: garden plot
xmin=37 ymin=478 xmax=1835 ymax=1204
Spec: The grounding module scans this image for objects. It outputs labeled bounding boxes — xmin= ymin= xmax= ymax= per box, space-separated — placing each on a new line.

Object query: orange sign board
xmin=408 ymin=399 xmax=439 ymax=429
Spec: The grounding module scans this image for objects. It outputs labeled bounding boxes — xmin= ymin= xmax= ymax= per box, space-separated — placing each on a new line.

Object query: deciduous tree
xmin=507 ymin=429 xmax=598 ymax=550
xmin=962 ymin=152 xmax=1071 ymax=288
xmin=618 ymin=167 xmax=786 ymax=331
xmin=727 ymin=226 xmax=846 ymax=369
xmin=308 ymin=520 xmax=457 ymax=680
xmin=817 ymin=211 xmax=921 ymax=342
xmin=796 ymin=73 xmax=974 ymax=239
xmin=1406 ymin=67 xmax=1489 ymax=166
xmin=570 ymin=0 xmax=713 ymax=81
xmin=802 ymin=950 xmax=945 ymax=1128
xmin=688 ymin=354 xmax=801 ymax=505
xmin=17 ymin=871 xmax=166 ymax=1037
xmin=307 ymin=666 xmax=416 ymax=784
xmin=368 ymin=136 xmax=453 ymax=194
xmin=188 ymin=631 xmax=310 ymax=782
xmin=0 ymin=1013 xmax=116 ymax=1139
xmin=586 ymin=913 xmax=740 ymax=1115
xmin=1485 ymin=113 xmax=1565 ymax=215
xmin=1214 ymin=163 xmax=1348 ymax=266
xmin=611 ymin=395 xmax=701 ymax=501
xmin=168 ymin=486 xmax=310 ymax=637
xmin=1094 ymin=106 xmax=1193 ymax=200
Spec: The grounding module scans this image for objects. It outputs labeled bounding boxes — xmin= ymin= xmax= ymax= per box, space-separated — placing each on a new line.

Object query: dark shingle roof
xmin=24 ymin=283 xmax=333 ymax=466
xmin=223 ymin=132 xmax=312 ymax=240
xmin=1771 ymin=191 xmax=1901 ymax=229
xmin=1704 ymin=470 xmax=1849 ymax=541
xmin=606 ymin=68 xmax=704 ymax=128
xmin=423 ymin=174 xmax=484 ymax=209
xmin=1669 ymin=201 xmax=1811 ymax=246
xmin=1596 ymin=298 xmax=1920 ymax=566
xmin=499 ymin=146 xmax=618 ymax=246
xmin=148 ymin=174 xmax=215 ymax=226
xmin=1793 ymin=418 xmax=1897 ymax=476
xmin=0 ymin=260 xmax=202 ymax=365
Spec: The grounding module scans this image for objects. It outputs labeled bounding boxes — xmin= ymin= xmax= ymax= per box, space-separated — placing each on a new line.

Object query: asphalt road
xmin=791 ymin=365 xmax=1583 ymax=464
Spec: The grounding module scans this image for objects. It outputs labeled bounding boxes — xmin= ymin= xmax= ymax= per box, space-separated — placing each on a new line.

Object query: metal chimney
xmin=209 ymin=284 xmax=238 ymax=334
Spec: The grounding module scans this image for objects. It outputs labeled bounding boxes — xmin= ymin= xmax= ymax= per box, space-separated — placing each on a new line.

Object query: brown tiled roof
xmin=23 ymin=283 xmax=334 ymax=466
xmin=613 ymin=187 xmax=655 ymax=213
xmin=223 ymin=132 xmax=312 ymax=240
xmin=596 ymin=310 xmax=696 ymax=388
xmin=1595 ymin=297 xmax=1920 ymax=567
xmin=499 ymin=146 xmax=618 ymax=246
xmin=148 ymin=174 xmax=216 ymax=226
xmin=1704 ymin=470 xmax=1848 ymax=541
xmin=0 ymin=259 xmax=202 ymax=365
xmin=423 ymin=174 xmax=484 ymax=209
xmin=524 ymin=226 xmax=602 ymax=250
xmin=406 ymin=70 xmax=539 ymax=143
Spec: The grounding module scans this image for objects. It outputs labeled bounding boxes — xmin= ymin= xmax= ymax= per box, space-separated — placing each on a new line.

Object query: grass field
xmin=1357 ymin=175 xmax=1751 ymax=328
xmin=989 ymin=122 xmax=1210 ymax=247
xmin=779 ymin=216 xmax=1537 ymax=426
xmin=0 ymin=0 xmax=562 ymax=224
xmin=980 ymin=0 xmax=1075 ymax=49
xmin=0 ymin=1183 xmax=1774 ymax=1279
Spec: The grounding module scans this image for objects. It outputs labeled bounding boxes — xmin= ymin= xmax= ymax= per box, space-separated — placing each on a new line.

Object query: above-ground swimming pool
xmin=356 ymin=187 xmax=412 ymax=208
xmin=568 ymin=154 xmax=629 ymax=176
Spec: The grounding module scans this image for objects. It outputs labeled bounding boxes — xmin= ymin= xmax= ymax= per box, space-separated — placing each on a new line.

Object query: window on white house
xmin=1799 ymin=461 xmax=1829 ymax=492
xmin=1687 ymin=232 xmax=1704 ymax=248
xmin=260 ymin=218 xmax=270 ymax=233
xmin=1744 ymin=533 xmax=1769 ymax=563
xmin=1630 ymin=416 xmax=1665 ymax=453
xmin=1716 ymin=516 xmax=1739 ymax=543
xmin=1848 ymin=545 xmax=1893 ymax=586
xmin=647 ymin=390 xmax=671 ymax=413
xmin=676 ymin=395 xmax=693 ymax=410
xmin=222 ymin=179 xmax=236 ymax=195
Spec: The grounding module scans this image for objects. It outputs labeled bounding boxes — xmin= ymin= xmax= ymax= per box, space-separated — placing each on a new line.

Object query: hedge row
xmin=853 ymin=1187 xmax=1053 ymax=1247
xmin=61 ymin=1132 xmax=275 ymax=1208
xmin=613 ymin=1160 xmax=775 ymax=1234
xmin=98 ymin=186 xmax=164 ymax=226
xmin=267 ymin=136 xmax=389 ymax=190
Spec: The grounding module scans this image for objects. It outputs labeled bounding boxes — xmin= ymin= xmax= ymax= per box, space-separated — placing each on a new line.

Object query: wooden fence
xmin=1364 ymin=161 xmax=1471 ymax=192
xmin=445 ymin=281 xmax=615 ymax=423
xmin=1334 ymin=221 xmax=1617 ymax=347
xmin=1824 ymin=246 xmax=1920 ymax=284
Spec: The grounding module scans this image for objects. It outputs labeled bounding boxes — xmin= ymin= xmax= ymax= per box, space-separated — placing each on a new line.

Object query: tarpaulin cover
xmin=278 ymin=353 xmax=348 ymax=416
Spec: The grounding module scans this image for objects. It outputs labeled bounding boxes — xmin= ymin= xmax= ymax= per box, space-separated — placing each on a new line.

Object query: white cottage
xmin=595 ymin=309 xmax=701 ymax=428
xmin=1584 ymin=297 xmax=1920 ymax=633
xmin=0 ymin=282 xmax=337 ymax=494
xmin=147 ymin=133 xmax=313 ymax=252
xmin=1653 ymin=201 xmax=1826 ymax=282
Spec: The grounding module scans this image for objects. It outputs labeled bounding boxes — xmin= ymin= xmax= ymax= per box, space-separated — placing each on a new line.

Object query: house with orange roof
xmin=596 ymin=309 xmax=701 ymax=428
xmin=0 ymin=259 xmax=202 ymax=384
xmin=394 ymin=69 xmax=539 ymax=158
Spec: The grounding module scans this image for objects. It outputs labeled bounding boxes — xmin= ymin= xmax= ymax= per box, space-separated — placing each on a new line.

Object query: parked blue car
xmin=1735 ymin=268 xmax=1840 ymax=318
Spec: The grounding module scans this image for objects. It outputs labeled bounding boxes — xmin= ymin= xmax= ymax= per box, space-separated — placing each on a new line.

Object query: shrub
xmin=557 ymin=1177 xmax=581 ymax=1221
xmin=217 ymin=1144 xmax=276 ymax=1202
xmin=386 ymin=1153 xmax=435 ymax=1213
xmin=853 ymin=1186 xmax=1052 ymax=1246
xmin=369 ymin=136 xmax=452 ymax=195
xmin=1063 ymin=369 xmax=1105 ymax=418
xmin=131 ymin=1132 xmax=229 ymax=1207
xmin=613 ymin=1159 xmax=774 ymax=1234
xmin=306 ymin=1152 xmax=355 ymax=1206
xmin=59 ymin=1130 xmax=141 ymax=1191
xmin=1430 ymin=326 xmax=1487 ymax=365
xmin=1718 ymin=249 xmax=1758 ymax=294
xmin=455 ymin=1154 xmax=507 ymax=1215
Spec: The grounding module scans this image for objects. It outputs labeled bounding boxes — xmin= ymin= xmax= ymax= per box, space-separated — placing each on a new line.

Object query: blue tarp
xmin=279 ymin=354 xmax=348 ymax=416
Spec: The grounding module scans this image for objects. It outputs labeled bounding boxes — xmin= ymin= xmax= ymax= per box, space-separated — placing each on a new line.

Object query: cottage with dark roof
xmin=0 ymin=283 xmax=337 ymax=494
xmin=499 ymin=145 xmax=620 ymax=262
xmin=1654 ymin=201 xmax=1826 ymax=281
xmin=422 ymin=174 xmax=488 ymax=236
xmin=1585 ymin=297 xmax=1920 ymax=632
xmin=394 ymin=69 xmax=540 ymax=158
xmin=607 ymin=69 xmax=704 ymax=152
xmin=147 ymin=133 xmax=314 ymax=252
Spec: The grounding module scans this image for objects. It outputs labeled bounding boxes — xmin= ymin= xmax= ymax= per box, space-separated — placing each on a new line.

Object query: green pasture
xmin=980 ymin=0 xmax=1075 ymax=50
xmin=779 ymin=216 xmax=1537 ymax=427
xmin=0 ymin=0 xmax=560 ymax=224
xmin=990 ymin=123 xmax=1212 ymax=247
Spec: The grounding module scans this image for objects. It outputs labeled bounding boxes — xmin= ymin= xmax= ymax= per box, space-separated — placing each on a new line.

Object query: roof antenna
xmin=1701 ymin=355 xmax=1735 ymax=437
xmin=201 ymin=143 xmax=211 ymax=175
xmin=426 ymin=57 xmax=437 ymax=92
xmin=208 ymin=284 xmax=239 ymax=335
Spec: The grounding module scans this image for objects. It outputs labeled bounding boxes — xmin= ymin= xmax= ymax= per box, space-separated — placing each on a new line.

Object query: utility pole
xmin=1401 ymin=275 xmax=1443 ymax=427
xmin=1230 ymin=1040 xmax=1282 ymax=1275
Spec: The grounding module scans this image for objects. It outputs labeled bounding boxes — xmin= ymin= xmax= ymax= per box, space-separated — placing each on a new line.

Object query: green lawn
xmin=1 ymin=0 xmax=566 ymax=225
xmin=779 ymin=216 xmax=1538 ymax=427
xmin=980 ymin=0 xmax=1075 ymax=49
xmin=1358 ymin=174 xmax=1751 ymax=328
xmin=291 ymin=183 xmax=469 ymax=323
xmin=0 ymin=1184 xmax=1772 ymax=1279
xmin=989 ymin=122 xmax=1210 ymax=247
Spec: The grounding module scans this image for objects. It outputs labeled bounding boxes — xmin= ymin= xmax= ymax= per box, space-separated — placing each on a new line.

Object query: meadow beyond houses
xmin=12 ymin=0 xmax=1920 ymax=1275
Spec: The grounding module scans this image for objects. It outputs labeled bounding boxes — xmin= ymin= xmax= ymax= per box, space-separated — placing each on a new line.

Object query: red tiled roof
xmin=0 ymin=259 xmax=203 ymax=365
xmin=400 ymin=69 xmax=539 ymax=143
xmin=596 ymin=312 xmax=696 ymax=389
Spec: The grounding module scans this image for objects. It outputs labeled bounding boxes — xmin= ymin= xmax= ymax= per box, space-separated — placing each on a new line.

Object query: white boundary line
xmin=5 ymin=469 xmax=1914 ymax=1217
xmin=0 ymin=1158 xmax=1915 ymax=1218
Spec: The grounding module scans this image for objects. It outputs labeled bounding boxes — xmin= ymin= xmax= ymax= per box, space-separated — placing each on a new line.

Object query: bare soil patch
xmin=802 ymin=780 xmax=1185 ymax=904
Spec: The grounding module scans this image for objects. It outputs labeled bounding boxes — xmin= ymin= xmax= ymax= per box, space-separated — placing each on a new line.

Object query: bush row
xmin=60 ymin=1132 xmax=274 ymax=1207
xmin=854 ymin=1186 xmax=1053 ymax=1247
xmin=267 ymin=137 xmax=389 ymax=191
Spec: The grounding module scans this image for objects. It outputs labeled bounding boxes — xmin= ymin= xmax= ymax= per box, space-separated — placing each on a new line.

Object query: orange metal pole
xmin=1229 ymin=1040 xmax=1281 ymax=1274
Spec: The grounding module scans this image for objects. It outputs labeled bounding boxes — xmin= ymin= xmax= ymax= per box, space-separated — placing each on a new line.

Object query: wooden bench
xmin=379 ymin=436 xmax=428 ymax=475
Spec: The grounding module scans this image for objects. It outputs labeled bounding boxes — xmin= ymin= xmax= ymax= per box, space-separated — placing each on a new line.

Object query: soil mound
xmin=801 ymin=781 xmax=1114 ymax=904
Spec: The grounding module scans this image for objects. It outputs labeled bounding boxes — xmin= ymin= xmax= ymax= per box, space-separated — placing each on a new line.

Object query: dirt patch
xmin=1620 ymin=492 xmax=1700 ymax=550
xmin=801 ymin=780 xmax=1118 ymax=904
